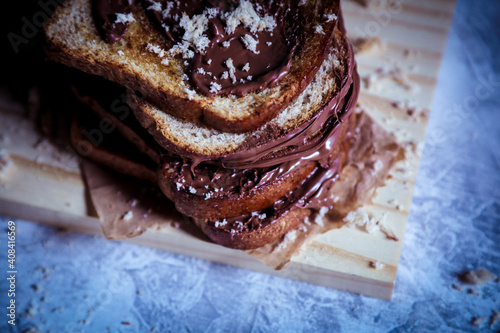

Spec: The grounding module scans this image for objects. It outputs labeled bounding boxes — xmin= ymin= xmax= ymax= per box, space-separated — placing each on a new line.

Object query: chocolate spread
xmin=176 ymin=30 xmax=360 ymax=233
xmin=93 ymin=0 xmax=299 ymax=96
xmin=93 ymin=0 xmax=133 ymax=44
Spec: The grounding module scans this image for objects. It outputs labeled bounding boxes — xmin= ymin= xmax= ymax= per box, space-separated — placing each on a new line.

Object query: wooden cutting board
xmin=0 ymin=0 xmax=455 ymax=300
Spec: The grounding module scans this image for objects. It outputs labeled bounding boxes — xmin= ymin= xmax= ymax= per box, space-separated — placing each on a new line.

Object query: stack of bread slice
xmin=44 ymin=0 xmax=360 ymax=249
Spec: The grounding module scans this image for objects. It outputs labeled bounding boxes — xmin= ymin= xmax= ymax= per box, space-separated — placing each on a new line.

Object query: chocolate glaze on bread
xmin=47 ymin=0 xmax=361 ymax=250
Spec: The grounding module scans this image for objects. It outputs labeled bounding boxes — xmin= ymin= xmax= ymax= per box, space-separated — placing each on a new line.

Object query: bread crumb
xmin=467 ymin=288 xmax=481 ymax=296
xmin=458 ymin=268 xmax=497 ymax=285
xmin=242 ymin=63 xmax=250 ymax=72
xmin=369 ymin=261 xmax=385 ymax=270
xmin=273 ymin=230 xmax=298 ymax=252
xmin=344 ymin=209 xmax=398 ymax=240
xmin=350 ymin=36 xmax=383 ymax=54
xmin=122 ymin=211 xmax=133 ymax=221
xmin=490 ymin=311 xmax=500 ymax=329
xmin=188 ymin=186 xmax=197 ymax=194
xmin=471 ymin=316 xmax=488 ymax=328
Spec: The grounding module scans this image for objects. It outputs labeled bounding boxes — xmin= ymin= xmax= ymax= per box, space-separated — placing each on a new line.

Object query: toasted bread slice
xmin=69 ymin=74 xmax=161 ymax=165
xmin=70 ymin=109 xmax=157 ymax=183
xmin=158 ymin=160 xmax=317 ymax=220
xmin=127 ymin=27 xmax=352 ymax=159
xmin=44 ymin=0 xmax=341 ymax=133
xmin=157 ymin=112 xmax=352 ymax=220
xmin=192 ymin=111 xmax=356 ymax=250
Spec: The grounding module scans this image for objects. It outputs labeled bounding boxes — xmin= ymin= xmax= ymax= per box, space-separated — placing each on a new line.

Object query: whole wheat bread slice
xmin=128 ymin=27 xmax=351 ymax=159
xmin=44 ymin=0 xmax=341 ymax=133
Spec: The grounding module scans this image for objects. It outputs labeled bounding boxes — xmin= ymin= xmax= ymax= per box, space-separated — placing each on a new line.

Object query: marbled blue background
xmin=1 ymin=0 xmax=499 ymax=332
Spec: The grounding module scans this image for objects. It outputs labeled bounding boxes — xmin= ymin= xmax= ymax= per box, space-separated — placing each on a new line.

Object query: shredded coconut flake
xmin=225 ymin=58 xmax=237 ymax=84
xmin=161 ymin=1 xmax=175 ymax=19
xmin=147 ymin=1 xmax=162 ymax=12
xmin=215 ymin=219 xmax=228 ymax=228
xmin=185 ymin=88 xmax=196 ymax=100
xmin=315 ymin=25 xmax=325 ymax=34
xmin=210 ymin=81 xmax=222 ymax=93
xmin=224 ymin=0 xmax=277 ymax=35
xmin=241 ymin=34 xmax=260 ymax=54
xmin=115 ymin=12 xmax=135 ymax=24
xmin=324 ymin=13 xmax=338 ymax=22
xmin=146 ymin=43 xmax=166 ymax=58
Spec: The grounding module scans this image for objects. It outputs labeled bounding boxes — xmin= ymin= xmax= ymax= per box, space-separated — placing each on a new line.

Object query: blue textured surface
xmin=1 ymin=0 xmax=500 ymax=332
